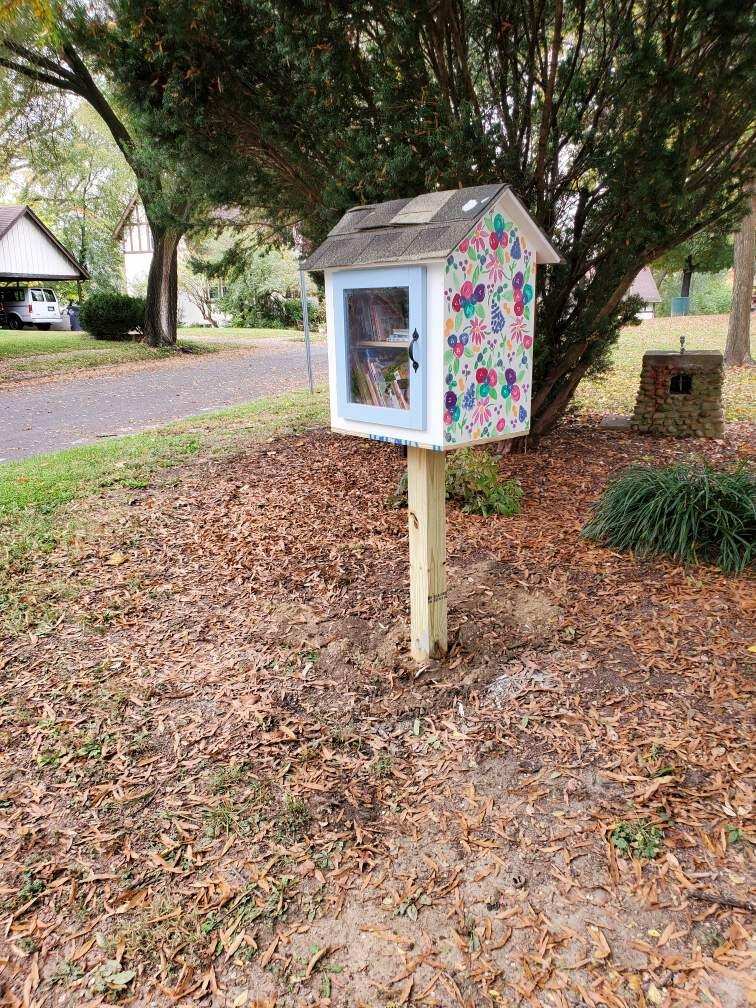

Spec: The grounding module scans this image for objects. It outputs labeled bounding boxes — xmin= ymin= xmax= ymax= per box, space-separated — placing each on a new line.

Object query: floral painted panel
xmin=443 ymin=208 xmax=535 ymax=445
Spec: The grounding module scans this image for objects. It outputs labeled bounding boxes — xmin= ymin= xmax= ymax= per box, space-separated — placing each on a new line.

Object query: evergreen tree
xmin=104 ymin=0 xmax=756 ymax=437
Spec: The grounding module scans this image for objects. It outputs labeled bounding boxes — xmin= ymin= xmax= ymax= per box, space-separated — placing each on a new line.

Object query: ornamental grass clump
xmin=583 ymin=462 xmax=754 ymax=574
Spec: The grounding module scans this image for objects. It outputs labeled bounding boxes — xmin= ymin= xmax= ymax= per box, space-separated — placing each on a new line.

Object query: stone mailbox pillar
xmin=631 ymin=350 xmax=724 ymax=438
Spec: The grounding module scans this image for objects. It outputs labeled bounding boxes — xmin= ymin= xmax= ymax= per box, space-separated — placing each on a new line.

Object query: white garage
xmin=0 ymin=205 xmax=89 ymax=282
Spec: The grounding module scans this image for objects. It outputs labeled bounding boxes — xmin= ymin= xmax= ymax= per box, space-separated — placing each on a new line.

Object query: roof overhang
xmin=0 ymin=273 xmax=89 ymax=281
xmin=113 ymin=195 xmax=139 ymax=240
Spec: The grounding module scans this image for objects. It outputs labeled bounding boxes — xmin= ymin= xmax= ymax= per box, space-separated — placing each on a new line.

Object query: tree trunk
xmin=725 ymin=189 xmax=754 ymax=367
xmin=143 ymin=226 xmax=182 ymax=347
xmin=680 ymin=256 xmax=694 ymax=299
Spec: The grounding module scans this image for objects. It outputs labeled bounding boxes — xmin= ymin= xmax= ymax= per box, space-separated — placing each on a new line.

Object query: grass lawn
xmin=0 ymin=388 xmax=329 ymax=591
xmin=0 ymin=329 xmax=228 ymax=381
xmin=179 ymin=324 xmax=325 ymax=342
xmin=574 ymin=314 xmax=754 ymax=421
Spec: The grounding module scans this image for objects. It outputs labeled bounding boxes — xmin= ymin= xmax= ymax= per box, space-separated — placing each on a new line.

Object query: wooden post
xmin=407 ymin=446 xmax=447 ymax=662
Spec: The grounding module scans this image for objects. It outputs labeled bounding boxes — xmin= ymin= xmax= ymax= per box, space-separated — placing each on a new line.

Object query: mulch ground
xmin=0 ymin=418 xmax=753 ymax=1008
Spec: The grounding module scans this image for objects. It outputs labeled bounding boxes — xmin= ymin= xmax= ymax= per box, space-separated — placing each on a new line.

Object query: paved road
xmin=0 ymin=340 xmax=328 ymax=461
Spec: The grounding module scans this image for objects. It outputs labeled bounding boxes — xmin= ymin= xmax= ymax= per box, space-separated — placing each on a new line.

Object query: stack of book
xmin=347 ymin=290 xmax=411 ymax=409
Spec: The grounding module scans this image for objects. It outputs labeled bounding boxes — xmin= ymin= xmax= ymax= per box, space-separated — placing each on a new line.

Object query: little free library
xmin=303 ymin=183 xmax=561 ymax=661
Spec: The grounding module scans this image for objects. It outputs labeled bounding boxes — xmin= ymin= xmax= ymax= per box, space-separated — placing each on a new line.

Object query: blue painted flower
xmin=519 ymin=405 xmax=527 ymax=423
xmin=448 ymin=334 xmax=458 ymax=348
xmin=463 ymin=385 xmax=475 ymax=409
xmin=491 ymin=300 xmax=506 ymax=334
xmin=453 ymin=280 xmax=486 ymax=319
xmin=511 ymin=237 xmax=521 ymax=260
xmin=489 ymin=214 xmax=509 ymax=250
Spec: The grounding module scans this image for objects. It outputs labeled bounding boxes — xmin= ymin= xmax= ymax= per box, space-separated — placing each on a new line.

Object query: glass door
xmin=333 ymin=266 xmax=426 ymax=430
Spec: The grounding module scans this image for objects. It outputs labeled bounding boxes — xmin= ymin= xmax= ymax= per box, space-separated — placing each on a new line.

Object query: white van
xmin=0 ymin=284 xmax=62 ymax=330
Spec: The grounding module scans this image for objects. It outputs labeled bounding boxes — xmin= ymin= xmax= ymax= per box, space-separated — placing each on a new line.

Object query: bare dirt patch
xmin=1 ymin=420 xmax=753 ymax=1006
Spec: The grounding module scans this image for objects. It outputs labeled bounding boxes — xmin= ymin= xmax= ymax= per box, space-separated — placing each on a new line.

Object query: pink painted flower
xmin=496 ymin=418 xmax=506 ymax=432
xmin=469 ymin=317 xmax=487 ymax=347
xmin=511 ymin=319 xmax=525 ymax=342
xmin=444 ymin=409 xmax=453 ymax=425
xmin=469 ymin=224 xmax=487 ymax=252
xmin=523 ymin=334 xmax=533 ymax=349
xmin=471 ymin=397 xmax=492 ymax=427
xmin=484 ymin=253 xmax=505 ymax=285
xmin=459 ymin=238 xmax=469 ymax=253
xmin=511 ymin=384 xmax=521 ymax=402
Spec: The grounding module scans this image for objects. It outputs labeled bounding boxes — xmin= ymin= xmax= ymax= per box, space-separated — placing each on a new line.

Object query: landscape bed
xmin=0 ymin=400 xmax=753 ymax=1006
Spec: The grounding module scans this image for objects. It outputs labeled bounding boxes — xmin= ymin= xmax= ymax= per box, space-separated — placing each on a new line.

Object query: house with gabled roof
xmin=0 ymin=205 xmax=89 ymax=282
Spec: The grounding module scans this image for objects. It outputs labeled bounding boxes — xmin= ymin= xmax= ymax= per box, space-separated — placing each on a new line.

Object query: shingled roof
xmin=302 ymin=183 xmax=561 ymax=271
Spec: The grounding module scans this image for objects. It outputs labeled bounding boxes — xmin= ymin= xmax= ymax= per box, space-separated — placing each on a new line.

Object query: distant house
xmin=0 ymin=205 xmax=89 ymax=283
xmin=114 ymin=197 xmax=226 ymax=326
xmin=627 ymin=267 xmax=662 ymax=320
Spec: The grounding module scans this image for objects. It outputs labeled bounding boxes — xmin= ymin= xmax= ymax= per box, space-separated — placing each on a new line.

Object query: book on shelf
xmin=369 ymin=295 xmax=406 ymax=341
xmin=348 ymin=290 xmax=410 ymax=346
xmin=351 ymin=346 xmax=409 ymax=410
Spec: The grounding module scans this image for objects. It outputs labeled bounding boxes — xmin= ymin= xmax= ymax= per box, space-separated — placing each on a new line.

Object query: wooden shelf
xmin=355 ymin=340 xmax=408 ymax=350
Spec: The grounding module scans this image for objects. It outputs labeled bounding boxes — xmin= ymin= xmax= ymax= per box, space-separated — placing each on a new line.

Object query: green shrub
xmin=80 ymin=292 xmax=145 ymax=340
xmin=227 ymin=293 xmax=324 ymax=330
xmin=391 ymin=448 xmax=523 ymax=517
xmin=583 ymin=462 xmax=755 ymax=574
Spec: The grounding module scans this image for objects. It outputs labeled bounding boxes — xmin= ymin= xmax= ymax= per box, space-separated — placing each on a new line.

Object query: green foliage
xmin=80 ymin=292 xmax=145 ymax=340
xmin=186 ymin=235 xmax=324 ymax=329
xmin=217 ymin=248 xmax=322 ymax=329
xmin=610 ymin=821 xmax=664 ymax=860
xmin=654 ymin=230 xmax=732 ymax=283
xmin=583 ymin=463 xmax=755 ymax=574
xmin=655 ymin=270 xmax=733 ymax=317
xmin=446 ymin=449 xmax=524 ymax=516
xmin=391 ymin=448 xmax=523 ymax=517
xmin=690 ymin=274 xmax=733 ymax=316
xmin=104 ymin=0 xmax=755 ymax=434
xmin=9 ymin=104 xmax=133 ymax=298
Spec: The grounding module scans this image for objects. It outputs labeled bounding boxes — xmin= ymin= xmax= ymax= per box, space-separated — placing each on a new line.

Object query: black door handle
xmin=408 ymin=329 xmax=420 ymax=372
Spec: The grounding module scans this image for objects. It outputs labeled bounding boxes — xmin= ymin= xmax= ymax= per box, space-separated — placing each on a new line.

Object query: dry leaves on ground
xmin=0 ymin=417 xmax=753 ymax=1007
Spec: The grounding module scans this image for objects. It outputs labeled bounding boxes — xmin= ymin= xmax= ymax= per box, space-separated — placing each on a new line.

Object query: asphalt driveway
xmin=0 ymin=340 xmax=328 ymax=461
